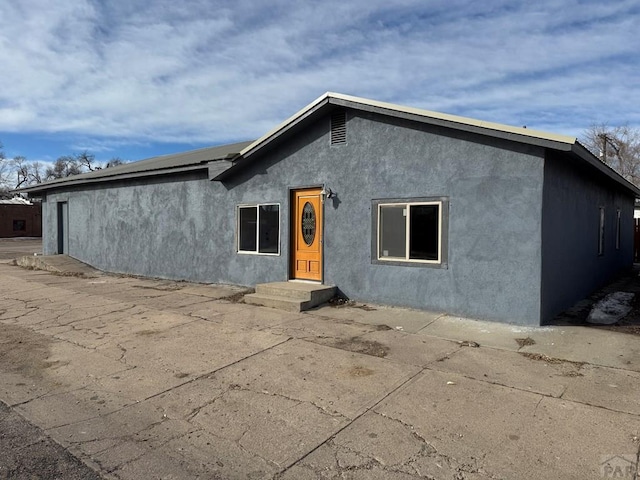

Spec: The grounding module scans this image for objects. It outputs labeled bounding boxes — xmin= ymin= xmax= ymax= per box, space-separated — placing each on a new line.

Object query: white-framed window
xmin=615 ymin=208 xmax=621 ymax=250
xmin=377 ymin=201 xmax=443 ymax=264
xmin=237 ymin=203 xmax=280 ymax=255
xmin=598 ymin=206 xmax=605 ymax=256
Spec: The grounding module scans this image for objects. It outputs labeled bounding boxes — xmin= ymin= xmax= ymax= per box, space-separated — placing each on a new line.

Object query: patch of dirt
xmin=328 ymin=296 xmax=354 ymax=307
xmin=135 ymin=329 xmax=162 ymax=336
xmin=354 ymin=304 xmax=377 ymax=311
xmin=331 ymin=336 xmax=389 ymax=358
xmin=51 ymin=271 xmax=100 ymax=278
xmin=219 ymin=290 xmax=253 ymax=303
xmin=327 ymin=295 xmax=377 ymax=311
xmin=0 ymin=324 xmax=52 ymax=379
xmin=348 ymin=366 xmax=375 ymax=377
xmin=132 ymin=282 xmax=183 ymax=291
xmin=374 ymin=324 xmax=393 ymax=331
xmin=520 ymin=352 xmax=585 ymax=368
xmin=515 ymin=337 xmax=536 ymax=347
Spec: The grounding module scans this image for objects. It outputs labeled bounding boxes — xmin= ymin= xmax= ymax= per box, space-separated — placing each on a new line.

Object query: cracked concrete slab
xmin=2 ymin=259 xmax=640 ymax=480
xmin=209 ymin=339 xmax=421 ymax=420
xmin=126 ymin=291 xmax=218 ymax=311
xmin=186 ymin=300 xmax=252 ymax=322
xmin=214 ymin=304 xmax=307 ymax=330
xmin=560 ymin=364 xmax=640 ymax=415
xmin=48 ymin=403 xmax=196 ymax=472
xmin=357 ymin=329 xmax=461 ymax=366
xmin=432 ymin=345 xmax=573 ymax=397
xmin=117 ymin=428 xmax=279 ymax=480
xmin=192 ymin=387 xmax=348 ymax=467
xmin=372 ymin=368 xmax=640 ymax=479
xmin=88 ymin=365 xmax=191 ymax=402
xmin=519 ymin=326 xmax=640 ymax=372
xmin=15 ymin=389 xmax=117 ymax=431
xmin=281 ymin=412 xmax=490 ymax=480
xmin=38 ymin=343 xmax=130 ymax=389
xmin=265 ymin=314 xmax=384 ymax=345
xmin=0 ymin=371 xmax=56 ymax=406
xmin=308 ymin=304 xmax=443 ymax=334
xmin=144 ymin=375 xmax=226 ymax=420
xmin=416 ymin=314 xmax=539 ymax=350
xmin=104 ymin=319 xmax=289 ymax=376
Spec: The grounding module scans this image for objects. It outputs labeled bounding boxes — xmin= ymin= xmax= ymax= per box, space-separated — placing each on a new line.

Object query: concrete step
xmin=244 ymin=293 xmax=307 ymax=312
xmin=255 ymin=282 xmax=336 ymax=302
xmin=248 ymin=282 xmax=337 ymax=312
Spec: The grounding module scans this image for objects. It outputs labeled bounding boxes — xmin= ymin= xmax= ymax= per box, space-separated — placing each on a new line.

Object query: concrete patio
xmin=0 ymin=252 xmax=639 ymax=479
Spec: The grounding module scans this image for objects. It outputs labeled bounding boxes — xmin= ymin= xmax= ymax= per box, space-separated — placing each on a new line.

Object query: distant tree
xmin=45 ymin=155 xmax=83 ymax=180
xmin=76 ymin=151 xmax=98 ymax=171
xmin=51 ymin=152 xmax=126 ymax=175
xmin=582 ymin=124 xmax=640 ymax=187
xmin=0 ymin=142 xmax=10 ymax=197
xmin=14 ymin=156 xmax=44 ymax=187
xmin=1 ymin=142 xmax=128 ymax=188
xmin=13 ymin=156 xmax=30 ymax=188
xmin=105 ymin=157 xmax=125 ymax=168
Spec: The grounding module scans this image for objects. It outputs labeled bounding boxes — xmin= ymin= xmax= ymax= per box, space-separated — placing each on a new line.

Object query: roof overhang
xmin=15 ymin=140 xmax=252 ymax=195
xmin=570 ymin=142 xmax=640 ymax=197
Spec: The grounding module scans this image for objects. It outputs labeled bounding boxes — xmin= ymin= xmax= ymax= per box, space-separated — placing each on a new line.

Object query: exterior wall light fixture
xmin=320 ymin=186 xmax=335 ymax=202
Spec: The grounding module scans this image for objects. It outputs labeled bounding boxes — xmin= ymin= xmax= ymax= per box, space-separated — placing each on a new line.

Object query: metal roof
xmin=238 ymin=92 xmax=578 ymax=161
xmin=17 ymin=140 xmax=253 ymax=194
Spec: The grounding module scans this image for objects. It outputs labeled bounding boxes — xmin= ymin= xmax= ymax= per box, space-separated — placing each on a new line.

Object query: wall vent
xmin=330 ymin=110 xmax=347 ymax=145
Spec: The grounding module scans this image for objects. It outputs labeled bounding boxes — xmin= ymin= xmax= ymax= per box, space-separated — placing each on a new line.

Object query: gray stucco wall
xmin=541 ymin=152 xmax=634 ymax=322
xmin=41 ymin=110 xmax=547 ymax=324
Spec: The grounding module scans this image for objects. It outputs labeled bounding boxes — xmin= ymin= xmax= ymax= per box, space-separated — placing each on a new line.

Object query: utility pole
xmin=599 ymin=133 xmax=608 ymax=164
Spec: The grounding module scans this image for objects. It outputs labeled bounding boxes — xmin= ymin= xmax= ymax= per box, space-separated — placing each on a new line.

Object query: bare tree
xmin=13 ymin=156 xmax=44 ymax=187
xmin=13 ymin=156 xmax=30 ymax=188
xmin=0 ymin=143 xmax=10 ymax=197
xmin=58 ymin=152 xmax=126 ymax=174
xmin=582 ymin=124 xmax=640 ymax=186
xmin=105 ymin=157 xmax=125 ymax=168
xmin=45 ymin=155 xmax=83 ymax=180
xmin=76 ymin=151 xmax=99 ymax=171
xmin=1 ymin=141 xmax=128 ymax=188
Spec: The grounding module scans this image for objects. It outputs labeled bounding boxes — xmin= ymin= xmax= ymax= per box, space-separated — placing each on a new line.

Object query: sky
xmin=0 ymin=0 xmax=639 ymax=166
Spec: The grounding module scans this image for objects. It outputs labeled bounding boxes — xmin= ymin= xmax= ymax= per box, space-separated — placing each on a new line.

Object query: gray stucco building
xmin=20 ymin=93 xmax=640 ymax=325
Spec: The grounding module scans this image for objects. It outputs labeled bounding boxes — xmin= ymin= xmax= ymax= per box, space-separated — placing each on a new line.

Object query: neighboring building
xmin=17 ymin=93 xmax=640 ymax=325
xmin=0 ymin=197 xmax=42 ymax=238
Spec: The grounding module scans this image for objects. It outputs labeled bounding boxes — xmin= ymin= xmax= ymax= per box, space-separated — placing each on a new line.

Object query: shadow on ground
xmin=549 ymin=264 xmax=640 ymax=335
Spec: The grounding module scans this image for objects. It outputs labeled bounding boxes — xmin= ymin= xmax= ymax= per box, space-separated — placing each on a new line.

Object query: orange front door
xmin=292 ymin=188 xmax=323 ymax=281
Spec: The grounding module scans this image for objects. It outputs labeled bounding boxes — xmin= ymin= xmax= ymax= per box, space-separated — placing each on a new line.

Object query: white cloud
xmin=0 ymin=0 xmax=638 ymax=155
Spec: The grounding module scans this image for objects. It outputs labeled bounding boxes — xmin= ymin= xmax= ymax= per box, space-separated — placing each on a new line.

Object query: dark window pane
xmin=379 ymin=206 xmax=406 ymax=258
xmin=13 ymin=220 xmax=26 ymax=231
xmin=409 ymin=205 xmax=439 ymax=261
xmin=239 ymin=207 xmax=257 ymax=251
xmin=259 ymin=205 xmax=279 ymax=253
xmin=598 ymin=207 xmax=605 ymax=255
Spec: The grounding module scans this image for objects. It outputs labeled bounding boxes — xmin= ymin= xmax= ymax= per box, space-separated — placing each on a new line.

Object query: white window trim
xmin=377 ymin=201 xmax=443 ymax=264
xmin=237 ymin=203 xmax=281 ymax=256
